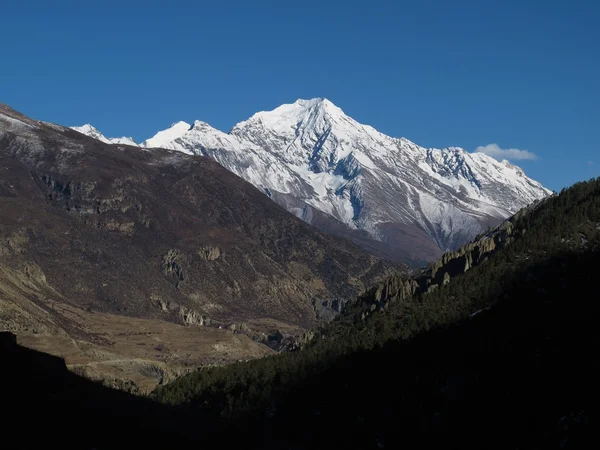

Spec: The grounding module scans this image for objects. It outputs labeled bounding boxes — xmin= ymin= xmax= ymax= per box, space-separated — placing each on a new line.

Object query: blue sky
xmin=1 ymin=0 xmax=598 ymax=190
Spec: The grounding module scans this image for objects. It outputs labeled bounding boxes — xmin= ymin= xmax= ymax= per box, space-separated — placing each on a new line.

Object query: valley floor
xmin=16 ymin=304 xmax=274 ymax=393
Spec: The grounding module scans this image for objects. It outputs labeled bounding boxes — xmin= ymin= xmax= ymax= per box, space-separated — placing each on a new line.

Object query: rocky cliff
xmin=352 ymin=197 xmax=550 ymax=321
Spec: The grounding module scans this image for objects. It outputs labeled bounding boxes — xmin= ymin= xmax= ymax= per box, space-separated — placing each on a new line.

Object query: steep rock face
xmin=352 ymin=197 xmax=551 ymax=319
xmin=425 ymin=198 xmax=551 ymax=286
xmin=0 ymin=104 xmax=394 ymax=334
xmin=122 ymin=98 xmax=550 ymax=265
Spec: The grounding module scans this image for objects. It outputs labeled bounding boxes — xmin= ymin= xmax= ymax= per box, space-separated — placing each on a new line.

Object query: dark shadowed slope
xmin=0 ymin=331 xmax=215 ymax=449
xmin=153 ymin=177 xmax=600 ymax=449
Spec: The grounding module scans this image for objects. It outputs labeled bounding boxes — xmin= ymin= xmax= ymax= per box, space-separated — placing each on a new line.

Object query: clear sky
xmin=1 ymin=0 xmax=598 ymax=190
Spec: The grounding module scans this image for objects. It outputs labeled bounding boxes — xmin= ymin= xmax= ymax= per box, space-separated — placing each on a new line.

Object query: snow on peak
xmin=71 ymin=124 xmax=110 ymax=143
xmin=233 ymin=98 xmax=345 ymax=132
xmin=109 ymin=136 xmax=139 ymax=146
xmin=501 ymin=159 xmax=519 ymax=169
xmin=294 ymin=97 xmax=325 ymax=106
xmin=71 ymin=124 xmax=139 ymax=147
xmin=292 ymin=97 xmax=339 ymax=112
xmin=192 ymin=120 xmax=214 ymax=130
xmin=72 ymin=124 xmax=99 ymax=134
xmin=142 ymin=121 xmax=191 ymax=149
xmin=228 ymin=97 xmax=385 ymax=171
xmin=128 ymin=99 xmax=552 ymax=262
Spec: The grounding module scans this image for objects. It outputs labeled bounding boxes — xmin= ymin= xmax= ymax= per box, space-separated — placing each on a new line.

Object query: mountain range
xmin=73 ymin=98 xmax=551 ymax=265
xmin=3 ymin=99 xmax=598 ymax=449
xmin=0 ymin=99 xmax=551 ymax=390
xmin=0 ymin=103 xmax=392 ymax=389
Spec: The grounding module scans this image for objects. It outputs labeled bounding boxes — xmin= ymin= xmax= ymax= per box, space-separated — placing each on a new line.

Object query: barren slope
xmin=0 ymin=104 xmax=394 ymax=387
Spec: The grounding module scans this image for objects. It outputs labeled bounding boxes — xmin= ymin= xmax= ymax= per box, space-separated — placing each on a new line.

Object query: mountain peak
xmin=192 ymin=120 xmax=213 ymax=129
xmin=292 ymin=97 xmax=343 ymax=115
xmin=171 ymin=120 xmax=191 ymax=129
xmin=231 ymin=98 xmax=348 ymax=139
xmin=127 ymin=100 xmax=550 ymax=263
xmin=142 ymin=121 xmax=191 ymax=148
xmin=110 ymin=136 xmax=139 ymax=146
xmin=71 ymin=124 xmax=139 ymax=147
xmin=73 ymin=124 xmax=99 ymax=133
xmin=293 ymin=97 xmax=332 ymax=107
xmin=71 ymin=124 xmax=110 ymax=143
xmin=253 ymin=98 xmax=343 ymax=120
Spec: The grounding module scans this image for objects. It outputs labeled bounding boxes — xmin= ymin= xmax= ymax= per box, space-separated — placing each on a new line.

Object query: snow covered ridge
xmin=71 ymin=98 xmax=551 ymax=264
xmin=71 ymin=124 xmax=139 ymax=147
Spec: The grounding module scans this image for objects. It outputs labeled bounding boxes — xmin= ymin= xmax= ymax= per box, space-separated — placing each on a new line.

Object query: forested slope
xmin=153 ymin=177 xmax=600 ymax=449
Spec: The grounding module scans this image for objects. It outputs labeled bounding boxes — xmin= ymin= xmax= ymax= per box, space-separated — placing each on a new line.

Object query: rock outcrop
xmin=351 ymin=199 xmax=549 ymax=320
xmin=162 ymin=250 xmax=186 ymax=283
xmin=197 ymin=246 xmax=221 ymax=261
xmin=428 ymin=214 xmax=524 ymax=285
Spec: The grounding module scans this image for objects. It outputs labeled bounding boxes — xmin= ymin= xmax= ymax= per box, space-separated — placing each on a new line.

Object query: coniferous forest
xmin=149 ymin=177 xmax=600 ymax=449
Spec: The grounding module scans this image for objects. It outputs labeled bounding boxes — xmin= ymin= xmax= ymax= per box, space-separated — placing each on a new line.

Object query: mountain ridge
xmin=0 ymin=103 xmax=394 ymax=389
xmin=71 ymin=124 xmax=139 ymax=147
xmin=72 ymin=98 xmax=551 ymax=265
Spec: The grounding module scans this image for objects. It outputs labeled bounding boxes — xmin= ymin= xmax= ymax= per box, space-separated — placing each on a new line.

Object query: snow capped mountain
xmin=71 ymin=124 xmax=139 ymax=147
xmin=109 ymin=136 xmax=139 ymax=146
xmin=141 ymin=121 xmax=191 ymax=148
xmin=77 ymin=99 xmax=551 ymax=265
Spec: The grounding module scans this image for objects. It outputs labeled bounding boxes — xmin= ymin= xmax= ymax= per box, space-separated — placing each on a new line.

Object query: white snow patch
xmin=142 ymin=121 xmax=191 ymax=148
xmin=0 ymin=113 xmax=35 ymax=130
